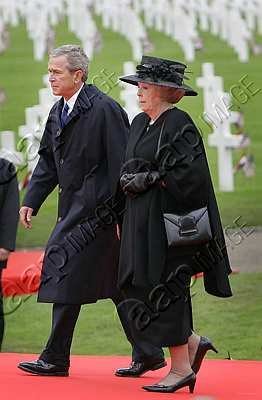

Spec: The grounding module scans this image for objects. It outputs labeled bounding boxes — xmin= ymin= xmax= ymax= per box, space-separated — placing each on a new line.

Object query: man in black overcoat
xmin=18 ymin=45 xmax=165 ymax=376
xmin=0 ymin=158 xmax=19 ymax=350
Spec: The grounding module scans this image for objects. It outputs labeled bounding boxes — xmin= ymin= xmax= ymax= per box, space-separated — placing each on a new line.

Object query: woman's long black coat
xmin=118 ymin=108 xmax=232 ymax=298
xmin=23 ymin=84 xmax=129 ymax=304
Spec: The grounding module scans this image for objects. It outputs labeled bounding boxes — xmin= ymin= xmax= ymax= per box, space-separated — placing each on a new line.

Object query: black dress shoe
xmin=115 ymin=358 xmax=167 ymax=377
xmin=142 ymin=372 xmax=196 ymax=393
xmin=192 ymin=336 xmax=218 ymax=374
xmin=17 ymin=359 xmax=69 ymax=376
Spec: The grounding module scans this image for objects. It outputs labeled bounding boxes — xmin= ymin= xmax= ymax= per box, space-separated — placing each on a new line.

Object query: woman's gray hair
xmin=50 ymin=45 xmax=89 ymax=82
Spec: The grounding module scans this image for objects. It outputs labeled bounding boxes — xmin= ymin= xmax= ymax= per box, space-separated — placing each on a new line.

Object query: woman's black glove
xmin=120 ymin=173 xmax=134 ymax=189
xmin=120 ymin=171 xmax=161 ymax=195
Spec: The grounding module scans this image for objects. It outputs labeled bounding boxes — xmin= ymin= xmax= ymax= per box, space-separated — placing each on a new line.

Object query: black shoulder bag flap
xmin=164 ymin=207 xmax=212 ymax=247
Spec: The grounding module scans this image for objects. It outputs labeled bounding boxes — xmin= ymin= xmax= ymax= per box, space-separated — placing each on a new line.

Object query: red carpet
xmin=2 ymin=251 xmax=43 ymax=297
xmin=0 ymin=354 xmax=261 ymax=400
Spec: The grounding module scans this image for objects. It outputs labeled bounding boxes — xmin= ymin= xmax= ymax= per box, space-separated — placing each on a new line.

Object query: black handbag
xmin=163 ymin=207 xmax=212 ymax=247
xmin=156 ymin=118 xmax=212 ymax=247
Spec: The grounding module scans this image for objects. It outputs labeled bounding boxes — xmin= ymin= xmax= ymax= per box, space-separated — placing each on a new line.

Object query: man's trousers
xmin=40 ymin=294 xmax=164 ymax=367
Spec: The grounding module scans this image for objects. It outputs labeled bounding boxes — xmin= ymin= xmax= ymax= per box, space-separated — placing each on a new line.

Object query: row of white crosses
xmin=0 ymin=16 xmax=8 ymax=53
xmin=131 ymin=0 xmax=262 ymax=63
xmin=0 ymin=0 xmax=19 ymax=54
xmin=0 ymin=1 xmax=22 ymax=162
xmin=194 ymin=0 xmax=262 ymax=62
xmin=232 ymin=0 xmax=262 ymax=34
xmin=171 ymin=1 xmax=198 ymax=62
xmin=0 ymin=74 xmax=56 ymax=173
xmin=66 ymin=0 xmax=99 ymax=60
xmin=23 ymin=0 xmax=64 ymax=61
xmin=0 ymin=0 xmax=61 ymax=61
xmin=207 ymin=0 xmax=251 ymax=63
xmin=0 ymin=0 xmax=99 ymax=61
xmin=131 ymin=0 xmax=198 ymax=62
xmin=120 ymin=61 xmax=140 ymax=122
xmin=17 ymin=75 xmax=57 ymax=174
xmin=0 ymin=0 xmax=19 ymax=26
xmin=196 ymin=63 xmax=248 ymax=192
xmin=94 ymin=0 xmax=147 ymax=61
xmin=2 ymin=0 xmax=262 ymax=63
xmin=183 ymin=0 xmax=262 ymax=62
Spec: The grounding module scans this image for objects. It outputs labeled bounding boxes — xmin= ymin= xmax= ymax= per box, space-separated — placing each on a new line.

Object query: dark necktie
xmin=60 ymin=102 xmax=69 ymax=128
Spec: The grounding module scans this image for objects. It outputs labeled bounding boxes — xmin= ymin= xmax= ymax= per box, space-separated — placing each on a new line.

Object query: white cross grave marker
xmin=197 ymin=63 xmax=247 ymax=192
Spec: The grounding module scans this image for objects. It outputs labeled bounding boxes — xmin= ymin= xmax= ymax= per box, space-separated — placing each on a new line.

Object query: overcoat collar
xmin=127 ymin=109 xmax=172 ymax=159
xmin=54 ymin=84 xmax=98 ymax=139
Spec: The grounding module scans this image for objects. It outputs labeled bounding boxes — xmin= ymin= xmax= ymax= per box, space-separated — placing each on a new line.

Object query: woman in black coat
xmin=118 ymin=56 xmax=232 ymax=393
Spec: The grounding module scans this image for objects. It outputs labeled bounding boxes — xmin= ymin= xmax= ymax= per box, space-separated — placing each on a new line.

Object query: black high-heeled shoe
xmin=142 ymin=372 xmax=196 ymax=393
xmin=191 ymin=336 xmax=218 ymax=374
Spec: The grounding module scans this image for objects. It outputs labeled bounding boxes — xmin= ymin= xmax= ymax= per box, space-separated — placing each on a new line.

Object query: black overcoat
xmin=118 ymin=108 xmax=232 ymax=298
xmin=0 ymin=159 xmax=19 ymax=269
xmin=23 ymin=84 xmax=130 ymax=304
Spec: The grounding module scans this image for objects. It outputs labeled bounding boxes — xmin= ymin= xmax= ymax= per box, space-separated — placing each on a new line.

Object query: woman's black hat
xmin=119 ymin=55 xmax=198 ymax=96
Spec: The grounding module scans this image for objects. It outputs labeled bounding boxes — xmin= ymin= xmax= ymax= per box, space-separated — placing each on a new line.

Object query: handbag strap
xmin=156 ymin=118 xmax=167 ymax=154
xmin=156 ymin=114 xmax=211 ymax=208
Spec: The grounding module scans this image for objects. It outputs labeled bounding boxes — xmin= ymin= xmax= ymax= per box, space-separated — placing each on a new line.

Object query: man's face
xmin=48 ymin=55 xmax=83 ymax=100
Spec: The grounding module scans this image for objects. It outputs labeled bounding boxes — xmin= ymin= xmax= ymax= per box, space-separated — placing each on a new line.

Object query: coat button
xmin=60 ymin=159 xmax=64 ymax=165
xmin=56 ymin=129 xmax=61 ymax=137
xmin=57 ymin=216 xmax=62 ymax=222
xmin=59 ymin=187 xmax=63 ymax=194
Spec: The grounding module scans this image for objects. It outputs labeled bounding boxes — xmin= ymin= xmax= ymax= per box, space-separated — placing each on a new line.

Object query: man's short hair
xmin=50 ymin=45 xmax=89 ymax=82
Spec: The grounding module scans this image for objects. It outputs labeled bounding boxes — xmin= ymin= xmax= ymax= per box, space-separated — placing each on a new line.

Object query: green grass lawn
xmin=2 ymin=272 xmax=262 ymax=360
xmin=0 ymin=19 xmax=261 ymax=248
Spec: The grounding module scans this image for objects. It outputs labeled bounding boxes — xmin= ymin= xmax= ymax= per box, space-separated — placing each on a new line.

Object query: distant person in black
xmin=0 ymin=158 xmax=19 ymax=350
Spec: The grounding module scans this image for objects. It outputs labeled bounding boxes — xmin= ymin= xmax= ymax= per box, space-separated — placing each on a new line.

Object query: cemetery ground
xmin=2 ymin=271 xmax=262 ymax=360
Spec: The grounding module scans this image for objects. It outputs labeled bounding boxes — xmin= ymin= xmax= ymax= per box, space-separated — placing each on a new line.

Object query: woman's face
xmin=137 ymin=82 xmax=164 ymax=115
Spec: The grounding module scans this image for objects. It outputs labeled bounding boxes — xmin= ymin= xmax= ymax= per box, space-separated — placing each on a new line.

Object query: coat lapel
xmin=54 ymin=84 xmax=93 ymax=136
xmin=54 ymin=97 xmax=64 ymax=130
xmin=53 ymin=85 xmax=99 ymax=161
xmin=127 ymin=113 xmax=150 ymax=159
xmin=52 ymin=98 xmax=64 ymax=152
xmin=65 ymin=85 xmax=92 ymax=127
